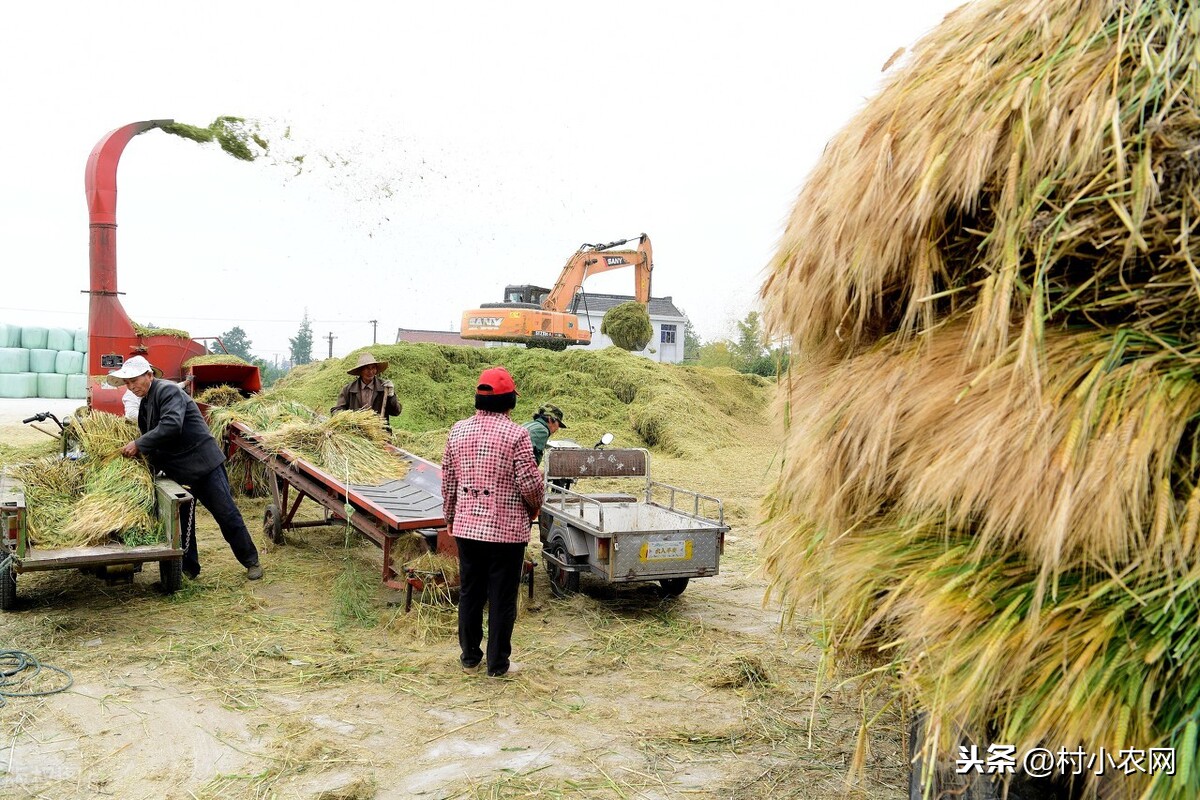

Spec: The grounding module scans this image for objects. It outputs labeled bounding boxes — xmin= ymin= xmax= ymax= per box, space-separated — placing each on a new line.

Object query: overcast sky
xmin=2 ymin=0 xmax=965 ymax=361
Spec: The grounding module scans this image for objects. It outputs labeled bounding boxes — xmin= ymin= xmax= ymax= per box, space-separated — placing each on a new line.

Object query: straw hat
xmin=348 ymin=352 xmax=389 ymax=376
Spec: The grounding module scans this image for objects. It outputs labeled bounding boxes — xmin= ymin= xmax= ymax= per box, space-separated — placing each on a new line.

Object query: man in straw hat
xmin=111 ymin=355 xmax=264 ymax=582
xmin=332 ymin=352 xmax=402 ymax=431
xmin=521 ymin=404 xmax=567 ymax=467
xmin=441 ymin=366 xmax=544 ymax=678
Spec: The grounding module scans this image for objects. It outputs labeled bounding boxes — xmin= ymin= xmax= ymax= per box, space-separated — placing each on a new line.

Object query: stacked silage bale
xmin=0 ymin=323 xmax=88 ymax=399
xmin=761 ymin=1 xmax=1200 ymax=797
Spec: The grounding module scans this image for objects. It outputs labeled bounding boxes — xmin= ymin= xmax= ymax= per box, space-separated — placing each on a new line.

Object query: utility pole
xmin=369 ymin=319 xmax=378 ymax=344
xmin=326 ymin=331 xmax=337 ymax=359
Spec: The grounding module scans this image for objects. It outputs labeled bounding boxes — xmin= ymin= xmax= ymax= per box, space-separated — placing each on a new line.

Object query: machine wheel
xmin=544 ymin=538 xmax=579 ymax=597
xmin=1 ymin=559 xmax=15 ymax=611
xmin=263 ymin=503 xmax=285 ymax=545
xmin=658 ymin=577 xmax=689 ymax=597
xmin=159 ymin=558 xmax=183 ymax=595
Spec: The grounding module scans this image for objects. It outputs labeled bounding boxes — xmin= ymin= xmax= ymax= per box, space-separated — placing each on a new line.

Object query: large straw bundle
xmin=760 ymin=1 xmax=1200 ymax=797
xmin=208 ymin=399 xmax=406 ymax=486
xmin=15 ymin=412 xmax=156 ymax=549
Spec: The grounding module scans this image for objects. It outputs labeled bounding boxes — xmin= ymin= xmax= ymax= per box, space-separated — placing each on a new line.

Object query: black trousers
xmin=455 ymin=537 xmax=526 ymax=675
xmin=182 ymin=464 xmax=260 ymax=577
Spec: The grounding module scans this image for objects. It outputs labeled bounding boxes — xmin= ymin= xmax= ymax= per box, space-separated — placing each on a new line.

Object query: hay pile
xmin=132 ymin=322 xmax=190 ymax=339
xmin=15 ymin=412 xmax=156 ymax=549
xmin=195 ymin=385 xmax=245 ymax=407
xmin=601 ymin=302 xmax=654 ymax=351
xmin=268 ymin=344 xmax=770 ymax=460
xmin=185 ymin=354 xmax=251 ymax=368
xmin=760 ymin=2 xmax=1200 ymax=797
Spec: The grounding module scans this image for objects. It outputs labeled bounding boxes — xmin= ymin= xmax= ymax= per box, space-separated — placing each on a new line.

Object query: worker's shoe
xmin=488 ymin=661 xmax=522 ymax=678
xmin=183 ymin=566 xmax=200 ymax=580
xmin=461 ymin=659 xmax=481 ymax=673
xmin=246 ymin=564 xmax=264 ymax=581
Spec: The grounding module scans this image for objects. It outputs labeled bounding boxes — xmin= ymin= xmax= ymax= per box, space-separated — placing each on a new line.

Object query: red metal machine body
xmin=84 ymin=119 xmax=260 ymax=413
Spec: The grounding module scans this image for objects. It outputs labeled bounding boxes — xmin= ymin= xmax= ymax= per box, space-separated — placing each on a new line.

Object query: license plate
xmin=640 ymin=539 xmax=692 ymax=562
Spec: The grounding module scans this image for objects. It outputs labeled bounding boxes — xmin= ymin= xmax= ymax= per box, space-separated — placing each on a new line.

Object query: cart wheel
xmin=658 ymin=577 xmax=689 ymax=597
xmin=544 ymin=538 xmax=578 ymax=597
xmin=263 ymin=503 xmax=285 ymax=545
xmin=159 ymin=558 xmax=182 ymax=595
xmin=1 ymin=559 xmax=15 ymax=611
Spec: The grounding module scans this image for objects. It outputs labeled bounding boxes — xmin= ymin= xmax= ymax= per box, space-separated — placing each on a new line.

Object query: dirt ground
xmin=0 ymin=412 xmax=910 ymax=800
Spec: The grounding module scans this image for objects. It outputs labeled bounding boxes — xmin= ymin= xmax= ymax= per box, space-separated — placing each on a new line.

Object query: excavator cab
xmin=503 ymin=285 xmax=551 ymax=307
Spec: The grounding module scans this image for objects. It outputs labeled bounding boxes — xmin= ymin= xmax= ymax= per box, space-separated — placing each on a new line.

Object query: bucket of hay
xmin=760 ymin=1 xmax=1200 ymax=797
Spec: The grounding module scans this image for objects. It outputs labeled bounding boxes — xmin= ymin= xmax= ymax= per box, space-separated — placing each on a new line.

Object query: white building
xmin=570 ymin=293 xmax=688 ymax=364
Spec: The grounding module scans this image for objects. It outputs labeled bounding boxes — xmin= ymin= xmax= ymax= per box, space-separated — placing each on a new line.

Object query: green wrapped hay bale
xmin=37 ymin=373 xmax=67 ymax=399
xmin=73 ymin=328 xmax=87 ymax=352
xmin=0 ymin=372 xmax=38 ymax=398
xmin=600 ymin=302 xmax=654 ymax=351
xmin=66 ymin=374 xmax=88 ymax=400
xmin=29 ymin=348 xmax=56 ymax=373
xmin=46 ymin=327 xmax=74 ymax=351
xmin=54 ymin=350 xmax=84 ymax=375
xmin=20 ymin=326 xmax=47 ymax=349
xmin=0 ymin=347 xmax=29 ymax=374
xmin=0 ymin=323 xmax=18 ymax=347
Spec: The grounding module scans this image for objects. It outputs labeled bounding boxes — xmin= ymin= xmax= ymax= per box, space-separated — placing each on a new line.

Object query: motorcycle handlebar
xmin=21 ymin=414 xmax=41 ymax=424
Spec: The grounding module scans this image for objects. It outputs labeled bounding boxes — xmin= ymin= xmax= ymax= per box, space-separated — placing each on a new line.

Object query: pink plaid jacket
xmin=441 ymin=411 xmax=545 ymax=543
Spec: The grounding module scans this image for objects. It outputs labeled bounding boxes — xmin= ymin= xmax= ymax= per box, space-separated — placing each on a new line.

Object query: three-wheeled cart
xmin=0 ymin=472 xmax=191 ymax=611
xmin=537 ymin=443 xmax=728 ymax=597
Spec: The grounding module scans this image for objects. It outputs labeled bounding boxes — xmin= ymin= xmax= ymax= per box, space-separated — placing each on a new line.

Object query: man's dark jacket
xmin=135 ymin=379 xmax=225 ymax=484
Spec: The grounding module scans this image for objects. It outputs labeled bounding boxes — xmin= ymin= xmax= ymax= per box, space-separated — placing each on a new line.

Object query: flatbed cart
xmin=538 ymin=440 xmax=728 ymax=597
xmin=0 ymin=473 xmax=191 ymax=611
xmin=225 ymin=420 xmax=446 ymax=592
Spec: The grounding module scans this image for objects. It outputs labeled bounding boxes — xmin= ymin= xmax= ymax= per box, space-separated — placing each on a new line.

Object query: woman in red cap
xmin=441 ymin=366 xmax=544 ymax=677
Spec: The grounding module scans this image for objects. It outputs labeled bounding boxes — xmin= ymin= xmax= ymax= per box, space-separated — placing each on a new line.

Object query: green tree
xmin=253 ymin=357 xmax=286 ymax=388
xmin=732 ymin=311 xmax=766 ymax=371
xmin=289 ymin=311 xmax=314 ymax=366
xmin=211 ymin=326 xmax=253 ymax=360
xmin=683 ymin=315 xmax=702 ymax=363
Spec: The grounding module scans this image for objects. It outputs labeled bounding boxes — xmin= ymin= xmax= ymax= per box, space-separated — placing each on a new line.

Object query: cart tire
xmin=908 ymin=713 xmax=1006 ymax=800
xmin=658 ymin=577 xmax=689 ymax=597
xmin=1 ymin=559 xmax=15 ymax=611
xmin=264 ymin=503 xmax=285 ymax=545
xmin=159 ymin=558 xmax=182 ymax=595
xmin=545 ymin=538 xmax=579 ymax=597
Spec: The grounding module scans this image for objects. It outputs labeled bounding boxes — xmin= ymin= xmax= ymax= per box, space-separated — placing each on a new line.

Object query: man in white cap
xmin=111 ymin=355 xmax=263 ymax=581
xmin=331 ymin=352 xmax=402 ymax=431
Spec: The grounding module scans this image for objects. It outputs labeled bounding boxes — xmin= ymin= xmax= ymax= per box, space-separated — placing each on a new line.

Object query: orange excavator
xmin=460 ymin=234 xmax=653 ymax=349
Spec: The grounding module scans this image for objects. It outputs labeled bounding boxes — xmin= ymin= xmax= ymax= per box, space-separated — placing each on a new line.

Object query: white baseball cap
xmin=107 ymin=355 xmax=158 ymax=382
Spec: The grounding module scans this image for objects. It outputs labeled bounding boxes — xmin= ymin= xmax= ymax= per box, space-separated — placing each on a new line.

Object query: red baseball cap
xmin=477 ymin=366 xmax=518 ymax=396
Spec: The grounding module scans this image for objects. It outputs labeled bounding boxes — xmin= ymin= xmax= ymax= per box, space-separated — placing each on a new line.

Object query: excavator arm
xmin=543 ymin=234 xmax=653 ymax=311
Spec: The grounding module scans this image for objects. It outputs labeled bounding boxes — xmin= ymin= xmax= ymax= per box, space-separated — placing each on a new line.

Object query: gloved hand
xmin=383 ymin=379 xmax=395 ymax=397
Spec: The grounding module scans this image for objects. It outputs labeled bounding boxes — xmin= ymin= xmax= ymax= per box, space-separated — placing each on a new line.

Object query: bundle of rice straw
xmin=255 ymin=409 xmax=408 ymax=485
xmin=15 ymin=412 xmax=156 ymax=548
xmin=759 ymin=2 xmax=1200 ymax=797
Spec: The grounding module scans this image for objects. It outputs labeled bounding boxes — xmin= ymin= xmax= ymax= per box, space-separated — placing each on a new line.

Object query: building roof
xmin=569 ymin=293 xmax=686 ymax=320
xmin=395 ymin=328 xmax=488 ymax=347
